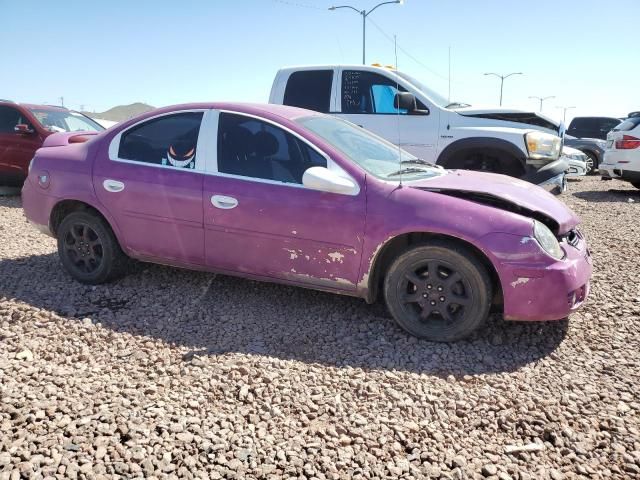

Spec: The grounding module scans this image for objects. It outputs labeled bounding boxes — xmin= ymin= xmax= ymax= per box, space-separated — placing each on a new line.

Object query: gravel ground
xmin=1 ymin=176 xmax=639 ymax=480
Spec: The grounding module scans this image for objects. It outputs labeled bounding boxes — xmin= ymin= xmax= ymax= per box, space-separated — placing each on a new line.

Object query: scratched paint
xmin=284 ymin=248 xmax=298 ymax=260
xmin=510 ymin=277 xmax=530 ymax=288
xmin=328 ymin=252 xmax=345 ymax=263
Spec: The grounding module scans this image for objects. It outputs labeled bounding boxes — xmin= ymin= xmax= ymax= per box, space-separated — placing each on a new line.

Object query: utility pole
xmin=484 ymin=72 xmax=523 ymax=106
xmin=58 ymin=96 xmax=64 ymax=107
xmin=529 ymin=95 xmax=555 ymax=112
xmin=557 ymin=105 xmax=576 ymax=124
xmin=448 ymin=46 xmax=451 ymax=103
xmin=329 ymin=1 xmax=403 ymax=65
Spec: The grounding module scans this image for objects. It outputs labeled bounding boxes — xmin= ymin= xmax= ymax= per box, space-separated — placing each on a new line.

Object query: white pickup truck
xmin=269 ymin=65 xmax=567 ymax=191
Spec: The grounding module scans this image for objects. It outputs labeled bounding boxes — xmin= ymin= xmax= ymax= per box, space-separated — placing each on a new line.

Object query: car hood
xmin=453 ymin=106 xmax=562 ymax=134
xmin=410 ymin=170 xmax=578 ymax=234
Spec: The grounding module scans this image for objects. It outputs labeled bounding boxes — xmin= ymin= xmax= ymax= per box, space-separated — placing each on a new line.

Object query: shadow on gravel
xmin=0 ymin=189 xmax=22 ymax=206
xmin=0 ymin=253 xmax=569 ymax=376
xmin=573 ymin=187 xmax=640 ymax=203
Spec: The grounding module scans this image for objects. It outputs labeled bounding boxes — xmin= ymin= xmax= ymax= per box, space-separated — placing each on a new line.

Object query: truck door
xmin=335 ymin=68 xmax=440 ymax=164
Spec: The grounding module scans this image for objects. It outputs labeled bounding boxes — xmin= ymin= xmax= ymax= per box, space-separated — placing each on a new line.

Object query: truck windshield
xmin=395 ymin=71 xmax=465 ymax=109
xmin=29 ymin=109 xmax=105 ymax=133
xmin=297 ymin=115 xmax=443 ymax=181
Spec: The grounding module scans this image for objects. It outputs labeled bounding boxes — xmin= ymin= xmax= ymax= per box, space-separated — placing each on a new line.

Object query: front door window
xmin=217 ymin=112 xmax=326 ymax=184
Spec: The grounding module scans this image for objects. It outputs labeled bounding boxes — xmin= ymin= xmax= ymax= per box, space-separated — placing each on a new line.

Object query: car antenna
xmin=394 ymin=34 xmax=402 ymax=189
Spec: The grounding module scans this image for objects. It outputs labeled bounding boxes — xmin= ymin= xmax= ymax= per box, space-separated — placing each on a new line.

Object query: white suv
xmin=600 ymin=114 xmax=640 ymax=189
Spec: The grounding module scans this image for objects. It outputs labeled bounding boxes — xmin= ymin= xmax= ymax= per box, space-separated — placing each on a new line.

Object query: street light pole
xmin=329 ymin=1 xmax=403 ymax=65
xmin=529 ymin=95 xmax=555 ymax=112
xmin=557 ymin=105 xmax=576 ymax=124
xmin=484 ymin=72 xmax=523 ymax=106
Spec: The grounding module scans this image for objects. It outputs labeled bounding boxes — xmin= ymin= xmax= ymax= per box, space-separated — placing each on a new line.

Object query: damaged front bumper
xmin=537 ymin=172 xmax=567 ymax=195
xmin=521 ymin=159 xmax=568 ymax=195
xmin=500 ymin=230 xmax=592 ymax=321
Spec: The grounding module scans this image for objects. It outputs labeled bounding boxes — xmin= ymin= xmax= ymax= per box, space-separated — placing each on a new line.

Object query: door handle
xmin=103 ymin=179 xmax=125 ymax=193
xmin=211 ymin=195 xmax=238 ymax=209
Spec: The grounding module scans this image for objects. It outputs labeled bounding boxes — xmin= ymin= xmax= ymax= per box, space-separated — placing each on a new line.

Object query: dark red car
xmin=0 ymin=100 xmax=104 ymax=186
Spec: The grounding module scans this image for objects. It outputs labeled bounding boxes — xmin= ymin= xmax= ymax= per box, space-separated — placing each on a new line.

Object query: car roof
xmin=570 ymin=116 xmax=621 ymax=121
xmin=279 ymin=64 xmax=395 ymax=70
xmin=128 ymin=102 xmax=324 ymax=124
xmin=19 ymin=103 xmax=69 ymax=111
xmin=0 ymin=100 xmax=69 ymax=112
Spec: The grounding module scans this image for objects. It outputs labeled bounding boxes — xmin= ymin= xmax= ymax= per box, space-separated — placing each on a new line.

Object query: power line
xmin=271 ymin=0 xmax=325 ymax=10
xmin=272 ymin=0 xmax=452 ymax=84
xmin=367 ymin=17 xmax=450 ymax=81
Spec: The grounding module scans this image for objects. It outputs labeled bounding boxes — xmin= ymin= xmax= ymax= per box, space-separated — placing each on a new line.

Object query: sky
xmin=1 ymin=0 xmax=638 ymax=124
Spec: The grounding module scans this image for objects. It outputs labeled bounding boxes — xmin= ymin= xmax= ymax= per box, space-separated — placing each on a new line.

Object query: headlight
xmin=525 ymin=131 xmax=562 ymax=160
xmin=533 ymin=220 xmax=563 ymax=260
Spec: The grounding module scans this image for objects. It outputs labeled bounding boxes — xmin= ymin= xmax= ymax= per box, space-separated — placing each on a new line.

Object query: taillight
xmin=615 ymin=135 xmax=640 ymax=150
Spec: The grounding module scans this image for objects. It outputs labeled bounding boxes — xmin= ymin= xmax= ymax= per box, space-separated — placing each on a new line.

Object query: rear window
xmin=118 ymin=112 xmax=203 ymax=168
xmin=283 ymin=70 xmax=333 ymax=113
xmin=614 ymin=117 xmax=640 ymax=131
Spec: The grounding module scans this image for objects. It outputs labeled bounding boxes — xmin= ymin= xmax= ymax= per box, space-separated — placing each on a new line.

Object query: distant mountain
xmin=83 ymin=102 xmax=155 ymax=122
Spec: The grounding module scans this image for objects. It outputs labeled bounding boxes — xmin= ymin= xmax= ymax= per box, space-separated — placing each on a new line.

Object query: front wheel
xmin=384 ymin=243 xmax=493 ymax=342
xmin=57 ymin=211 xmax=128 ymax=284
xmin=584 ymin=151 xmax=598 ymax=175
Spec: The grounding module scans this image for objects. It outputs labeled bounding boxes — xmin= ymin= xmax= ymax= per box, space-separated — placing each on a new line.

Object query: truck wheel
xmin=57 ymin=211 xmax=128 ymax=284
xmin=383 ymin=242 xmax=493 ymax=342
xmin=447 ymin=151 xmax=522 ymax=178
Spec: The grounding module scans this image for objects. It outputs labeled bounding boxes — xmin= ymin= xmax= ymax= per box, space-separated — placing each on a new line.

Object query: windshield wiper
xmin=387 ymin=167 xmax=431 ymax=178
xmin=445 ymin=102 xmax=471 ymax=109
xmin=400 ymin=158 xmax=433 ymax=166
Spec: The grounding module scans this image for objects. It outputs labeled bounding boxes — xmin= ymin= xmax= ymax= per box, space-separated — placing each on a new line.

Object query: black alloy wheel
xmin=63 ymin=223 xmax=103 ymax=274
xmin=384 ymin=243 xmax=492 ymax=341
xmin=57 ymin=211 xmax=128 ymax=284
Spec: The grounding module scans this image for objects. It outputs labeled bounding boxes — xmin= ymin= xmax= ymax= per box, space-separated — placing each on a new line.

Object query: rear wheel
xmin=383 ymin=242 xmax=493 ymax=342
xmin=57 ymin=211 xmax=128 ymax=284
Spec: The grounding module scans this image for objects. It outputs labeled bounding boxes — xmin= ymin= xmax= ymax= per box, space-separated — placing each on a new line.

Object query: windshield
xmin=297 ymin=115 xmax=443 ymax=181
xmin=29 ymin=109 xmax=104 ymax=133
xmin=395 ymin=71 xmax=465 ymax=109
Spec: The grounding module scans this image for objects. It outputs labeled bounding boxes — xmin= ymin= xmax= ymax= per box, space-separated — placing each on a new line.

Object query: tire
xmin=383 ymin=242 xmax=493 ymax=342
xmin=632 ymin=182 xmax=640 ymax=190
xmin=448 ymin=151 xmax=523 ymax=178
xmin=584 ymin=151 xmax=598 ymax=175
xmin=57 ymin=211 xmax=128 ymax=284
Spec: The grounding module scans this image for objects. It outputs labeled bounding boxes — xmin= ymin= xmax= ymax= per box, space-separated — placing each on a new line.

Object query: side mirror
xmin=394 ymin=92 xmax=416 ymax=111
xmin=302 ymin=166 xmax=359 ymax=196
xmin=14 ymin=124 xmax=34 ymax=134
xmin=393 ymin=92 xmax=430 ymax=115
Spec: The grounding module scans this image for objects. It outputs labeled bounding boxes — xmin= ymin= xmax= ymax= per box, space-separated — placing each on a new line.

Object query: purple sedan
xmin=22 ymin=103 xmax=592 ymax=341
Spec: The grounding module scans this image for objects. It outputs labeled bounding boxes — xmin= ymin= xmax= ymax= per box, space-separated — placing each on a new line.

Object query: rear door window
xmin=283 ymin=70 xmax=333 ymax=113
xmin=118 ymin=112 xmax=203 ymax=169
xmin=0 ymin=106 xmax=21 ymax=133
xmin=598 ymin=118 xmax=622 ymax=134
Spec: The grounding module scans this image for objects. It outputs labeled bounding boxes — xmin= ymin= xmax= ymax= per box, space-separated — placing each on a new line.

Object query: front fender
xmin=437 ymin=136 xmax=527 ymax=169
